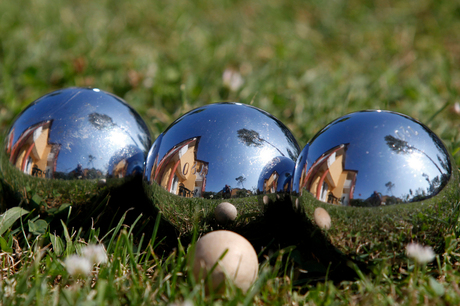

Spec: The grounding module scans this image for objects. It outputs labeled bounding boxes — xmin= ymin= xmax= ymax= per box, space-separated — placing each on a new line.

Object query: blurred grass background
xmin=2 ymin=0 xmax=460 ymax=163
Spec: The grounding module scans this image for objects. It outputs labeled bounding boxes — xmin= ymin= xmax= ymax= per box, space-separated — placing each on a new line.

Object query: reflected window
xmin=170 ymin=175 xmax=180 ymax=194
xmin=320 ymin=182 xmax=328 ymax=202
xmin=25 ymin=157 xmax=33 ymax=175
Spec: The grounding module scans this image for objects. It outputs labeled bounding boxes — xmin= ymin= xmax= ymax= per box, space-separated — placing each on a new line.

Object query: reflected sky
xmin=153 ymin=103 xmax=300 ymax=193
xmin=7 ymin=88 xmax=151 ymax=175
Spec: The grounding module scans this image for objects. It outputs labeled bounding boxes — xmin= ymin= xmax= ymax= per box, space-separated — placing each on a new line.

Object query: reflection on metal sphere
xmin=258 ymin=156 xmax=295 ymax=194
xmin=0 ymin=87 xmax=151 ymax=212
xmin=292 ymin=110 xmax=459 ymax=260
xmin=143 ymin=103 xmax=300 ymax=232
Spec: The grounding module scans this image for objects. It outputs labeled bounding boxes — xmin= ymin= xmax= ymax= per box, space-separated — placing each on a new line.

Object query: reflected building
xmin=263 ymin=171 xmax=279 ymax=194
xmin=230 ymin=188 xmax=252 ymax=198
xmin=262 ymin=171 xmax=290 ymax=193
xmin=257 ymin=156 xmax=295 ymax=195
xmin=6 ymin=120 xmax=61 ymax=179
xmin=108 ymin=147 xmax=145 ymax=179
xmin=63 ymin=164 xmax=105 ymax=180
xmin=82 ymin=168 xmax=104 ymax=179
xmin=302 ymin=144 xmax=358 ymax=206
xmin=152 ymin=137 xmax=209 ymax=198
xmin=112 ymin=160 xmax=128 ymax=178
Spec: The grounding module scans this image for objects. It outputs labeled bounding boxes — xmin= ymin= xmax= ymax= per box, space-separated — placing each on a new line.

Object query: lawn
xmin=1 ymin=0 xmax=460 ymax=304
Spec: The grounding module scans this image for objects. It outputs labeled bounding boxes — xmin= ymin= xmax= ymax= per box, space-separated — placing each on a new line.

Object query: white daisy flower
xmin=81 ymin=244 xmax=108 ymax=265
xmin=64 ymin=255 xmax=92 ymax=277
xmin=223 ymin=69 xmax=244 ymax=92
xmin=406 ymin=242 xmax=435 ymax=264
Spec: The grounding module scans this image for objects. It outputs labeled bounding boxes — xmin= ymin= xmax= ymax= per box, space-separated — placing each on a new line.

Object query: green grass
xmin=2 ymin=0 xmax=460 ymax=304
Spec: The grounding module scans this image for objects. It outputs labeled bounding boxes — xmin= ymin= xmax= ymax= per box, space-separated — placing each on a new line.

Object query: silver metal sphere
xmin=0 ymin=87 xmax=151 ymax=213
xmin=143 ymin=102 xmax=300 ymax=233
xmin=291 ymin=110 xmax=459 ymax=260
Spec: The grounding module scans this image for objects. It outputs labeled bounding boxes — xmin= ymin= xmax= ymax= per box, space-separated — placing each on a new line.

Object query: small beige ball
xmin=263 ymin=195 xmax=271 ymax=205
xmin=192 ymin=230 xmax=258 ymax=293
xmin=97 ymin=179 xmax=106 ymax=187
xmin=314 ymin=207 xmax=331 ymax=230
xmin=214 ymin=202 xmax=237 ymax=224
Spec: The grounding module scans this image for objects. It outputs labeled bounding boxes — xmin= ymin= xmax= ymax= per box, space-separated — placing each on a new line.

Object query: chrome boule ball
xmin=143 ymin=102 xmax=300 ymax=233
xmin=0 ymin=87 xmax=151 ymax=216
xmin=292 ymin=110 xmax=459 ymax=260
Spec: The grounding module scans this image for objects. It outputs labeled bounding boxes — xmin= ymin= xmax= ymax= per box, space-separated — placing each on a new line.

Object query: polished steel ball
xmin=143 ymin=102 xmax=300 ymax=233
xmin=292 ymin=110 xmax=459 ymax=260
xmin=0 ymin=88 xmax=151 ymax=214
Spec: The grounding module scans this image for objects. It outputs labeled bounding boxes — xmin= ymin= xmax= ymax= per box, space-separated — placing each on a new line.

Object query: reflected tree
xmin=384 ymin=135 xmax=442 ymax=174
xmin=237 ymin=128 xmax=284 ymax=156
xmin=237 ymin=129 xmax=263 ymax=147
xmin=88 ymin=112 xmax=138 ymax=146
xmin=235 ymin=175 xmax=246 ymax=189
xmin=422 ymin=173 xmax=430 ymax=185
xmin=411 ymin=187 xmax=427 ymax=202
xmin=88 ymin=113 xmax=115 ymax=130
xmin=421 ymin=123 xmax=452 ymax=174
xmin=422 ymin=173 xmax=444 ymax=196
xmin=88 ymin=154 xmax=95 ymax=168
xmin=437 ymin=155 xmax=451 ymax=173
xmin=386 ymin=134 xmax=451 ymax=201
xmin=385 ymin=181 xmax=395 ymax=196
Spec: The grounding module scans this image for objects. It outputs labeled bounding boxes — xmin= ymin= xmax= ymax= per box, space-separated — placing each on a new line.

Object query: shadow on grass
xmin=0 ymin=171 xmax=365 ymax=287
